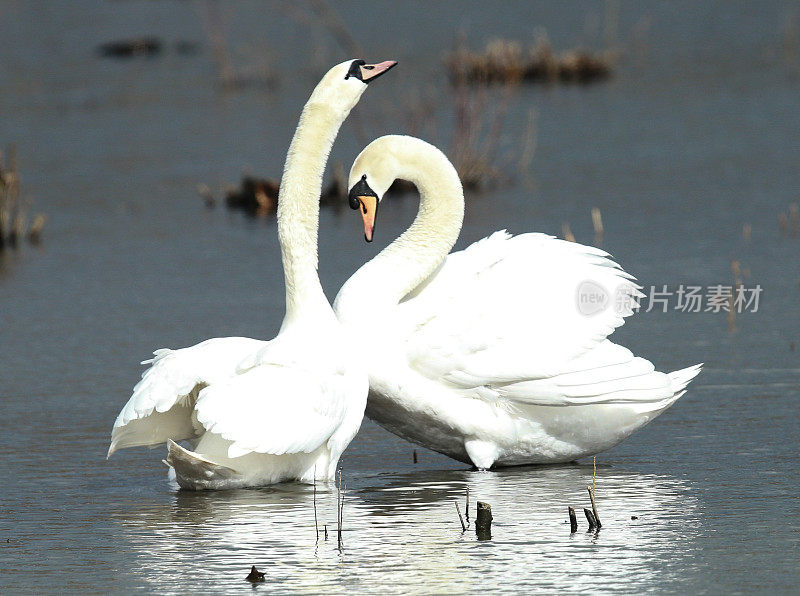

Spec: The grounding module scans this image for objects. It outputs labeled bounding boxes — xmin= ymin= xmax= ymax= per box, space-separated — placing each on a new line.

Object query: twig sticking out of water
xmin=324 ymin=524 xmax=328 ymax=541
xmin=466 ymin=486 xmax=470 ymax=524
xmin=587 ymin=456 xmax=602 ymax=529
xmin=313 ymin=468 xmax=319 ymax=543
xmin=790 ymin=203 xmax=799 ymax=238
xmin=562 ymin=223 xmax=576 ymax=243
xmin=413 ymin=450 xmax=418 ymax=464
xmin=455 ymin=501 xmax=467 ymax=532
xmin=779 ymin=212 xmax=789 ymax=237
xmin=337 ymin=468 xmax=345 ymax=551
xmin=729 ymin=260 xmax=743 ymax=332
xmin=246 ymin=565 xmax=265 ymax=582
xmin=568 ymin=507 xmax=578 ymax=533
xmin=591 ymin=207 xmax=604 ymax=246
xmin=28 ymin=214 xmax=45 ymax=245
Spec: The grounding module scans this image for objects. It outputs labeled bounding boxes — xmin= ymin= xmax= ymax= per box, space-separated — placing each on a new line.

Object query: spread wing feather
xmin=399 ymin=232 xmax=652 ymax=405
xmin=108 ymin=337 xmax=265 ymax=455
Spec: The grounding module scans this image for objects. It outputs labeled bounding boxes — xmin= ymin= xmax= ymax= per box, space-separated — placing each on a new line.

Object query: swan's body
xmin=335 ymin=136 xmax=701 ymax=468
xmin=108 ymin=60 xmax=396 ymax=488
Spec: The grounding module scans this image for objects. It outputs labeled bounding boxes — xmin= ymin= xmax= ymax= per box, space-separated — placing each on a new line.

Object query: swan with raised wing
xmin=335 ymin=135 xmax=701 ymax=469
xmin=107 ymin=59 xmax=396 ymax=489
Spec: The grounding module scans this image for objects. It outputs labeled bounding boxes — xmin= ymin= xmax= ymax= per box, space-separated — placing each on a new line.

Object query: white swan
xmin=107 ymin=59 xmax=397 ymax=489
xmin=335 ymin=135 xmax=701 ymax=469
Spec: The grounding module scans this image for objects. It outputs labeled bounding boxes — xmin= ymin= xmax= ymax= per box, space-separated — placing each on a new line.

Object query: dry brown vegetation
xmin=0 ymin=146 xmax=45 ymax=250
xmin=445 ymin=36 xmax=613 ymax=86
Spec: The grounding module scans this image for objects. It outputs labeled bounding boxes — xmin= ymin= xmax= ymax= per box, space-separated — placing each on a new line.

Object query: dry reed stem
xmin=591 ymin=207 xmax=604 ymax=245
xmin=729 ymin=260 xmax=743 ymax=333
xmin=562 ymin=223 xmax=576 ymax=242
xmin=0 ymin=145 xmax=41 ymax=250
xmin=455 ymin=501 xmax=467 ymax=532
xmin=308 ymin=0 xmax=363 ymax=57
xmin=779 ymin=212 xmax=789 ymax=236
xmin=789 ymin=203 xmax=799 ymax=237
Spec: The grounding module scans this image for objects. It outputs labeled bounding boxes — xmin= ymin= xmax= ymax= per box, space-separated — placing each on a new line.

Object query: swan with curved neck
xmin=108 ymin=60 xmax=396 ymax=489
xmin=335 ymin=135 xmax=701 ymax=469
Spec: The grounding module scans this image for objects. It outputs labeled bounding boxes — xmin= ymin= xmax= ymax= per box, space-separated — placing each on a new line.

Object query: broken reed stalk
xmin=413 ymin=450 xmax=418 ymax=464
xmin=466 ymin=486 xmax=470 ymax=523
xmin=568 ymin=506 xmax=578 ymax=533
xmin=586 ymin=487 xmax=602 ymax=529
xmin=584 ymin=508 xmax=598 ymax=530
xmin=455 ymin=501 xmax=467 ymax=531
xmin=475 ymin=501 xmax=492 ymax=540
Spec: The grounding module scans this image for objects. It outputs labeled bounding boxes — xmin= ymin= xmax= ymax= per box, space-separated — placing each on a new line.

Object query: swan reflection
xmin=114 ymin=465 xmax=699 ymax=593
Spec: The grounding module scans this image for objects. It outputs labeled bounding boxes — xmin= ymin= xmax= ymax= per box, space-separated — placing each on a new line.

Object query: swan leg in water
xmin=108 ymin=60 xmax=396 ymax=488
xmin=335 ymin=135 xmax=701 ymax=469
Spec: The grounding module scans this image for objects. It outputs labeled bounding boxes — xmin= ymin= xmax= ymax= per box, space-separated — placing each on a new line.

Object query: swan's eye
xmin=345 ymin=59 xmax=366 ymax=80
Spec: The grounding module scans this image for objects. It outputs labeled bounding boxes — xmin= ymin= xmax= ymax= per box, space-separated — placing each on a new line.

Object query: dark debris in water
xmin=97 ymin=37 xmax=200 ymax=59
xmin=207 ymin=171 xmax=416 ymax=218
xmin=246 ymin=565 xmax=266 ymax=582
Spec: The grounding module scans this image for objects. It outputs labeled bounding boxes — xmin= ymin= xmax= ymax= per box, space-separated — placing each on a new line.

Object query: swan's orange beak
xmin=359 ymin=60 xmax=397 ymax=83
xmin=355 ymin=195 xmax=378 ymax=242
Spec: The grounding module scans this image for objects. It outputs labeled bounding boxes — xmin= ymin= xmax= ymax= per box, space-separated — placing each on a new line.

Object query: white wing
xmin=108 ymin=337 xmax=265 ymax=456
xmin=194 ymin=362 xmax=350 ymax=458
xmin=400 ymin=231 xmax=647 ymax=400
xmin=491 ymin=340 xmax=701 ymax=411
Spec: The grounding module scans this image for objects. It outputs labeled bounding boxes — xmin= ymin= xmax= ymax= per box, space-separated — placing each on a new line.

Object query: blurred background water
xmin=0 ymin=1 xmax=798 ymax=593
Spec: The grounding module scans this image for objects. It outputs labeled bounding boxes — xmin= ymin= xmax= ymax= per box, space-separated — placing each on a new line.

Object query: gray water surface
xmin=1 ymin=1 xmax=799 ymax=593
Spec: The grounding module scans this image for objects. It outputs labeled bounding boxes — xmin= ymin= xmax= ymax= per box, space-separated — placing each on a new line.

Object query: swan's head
xmin=348 ymin=135 xmax=436 ymax=242
xmin=309 ymin=59 xmax=397 ymax=114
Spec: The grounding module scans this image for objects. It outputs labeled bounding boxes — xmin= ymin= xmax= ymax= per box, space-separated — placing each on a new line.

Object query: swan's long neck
xmin=338 ymin=141 xmax=465 ymax=317
xmin=277 ymin=100 xmax=347 ymax=322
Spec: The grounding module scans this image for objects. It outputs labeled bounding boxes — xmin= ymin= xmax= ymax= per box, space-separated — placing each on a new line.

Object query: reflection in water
xmin=114 ymin=466 xmax=699 ymax=593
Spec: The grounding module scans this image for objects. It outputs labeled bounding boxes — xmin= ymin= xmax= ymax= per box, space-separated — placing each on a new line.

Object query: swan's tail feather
xmin=646 ymin=363 xmax=703 ymax=413
xmin=668 ymin=363 xmax=703 ymax=395
xmin=165 ymin=439 xmax=240 ymax=490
